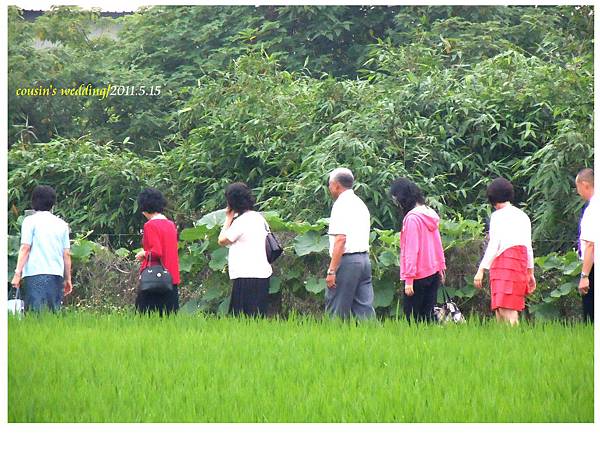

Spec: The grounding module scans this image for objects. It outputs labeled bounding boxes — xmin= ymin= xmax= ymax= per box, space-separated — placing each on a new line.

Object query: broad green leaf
xmin=217 ymin=297 xmax=231 ymax=316
xmin=202 ymin=283 xmax=227 ymax=302
xmin=180 ymin=299 xmax=201 ymax=314
xmin=262 ymin=211 xmax=289 ymax=232
xmin=70 ymin=240 xmax=97 ymax=261
xmin=378 ymin=250 xmax=399 ymax=267
xmin=373 ymin=278 xmax=396 ymax=308
xmin=179 ymin=254 xmax=194 ymax=273
xmin=180 ymin=226 xmax=208 ymax=242
xmin=114 ymin=248 xmax=131 ymax=258
xmin=529 ymin=302 xmax=561 ymax=321
xmin=304 ymin=276 xmax=326 ymax=294
xmin=461 ymin=284 xmax=477 ymax=298
xmin=208 ymin=247 xmax=228 ymax=271
xmin=293 ymin=231 xmax=329 ymax=256
xmin=562 ymin=261 xmax=581 ymax=276
xmin=196 ymin=210 xmax=226 ymax=230
xmin=269 ymin=276 xmax=282 ymax=294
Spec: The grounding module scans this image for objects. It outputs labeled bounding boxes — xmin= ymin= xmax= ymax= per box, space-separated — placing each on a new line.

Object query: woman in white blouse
xmin=218 ymin=182 xmax=272 ymax=317
xmin=474 ymin=177 xmax=536 ymax=324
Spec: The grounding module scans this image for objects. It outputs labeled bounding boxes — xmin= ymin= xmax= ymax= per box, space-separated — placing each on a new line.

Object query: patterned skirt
xmin=489 ymin=245 xmax=529 ymax=311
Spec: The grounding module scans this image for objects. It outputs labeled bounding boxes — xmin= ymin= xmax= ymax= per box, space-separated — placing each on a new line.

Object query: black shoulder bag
xmin=264 ymin=221 xmax=283 ymax=264
xmin=138 ymin=251 xmax=173 ymax=294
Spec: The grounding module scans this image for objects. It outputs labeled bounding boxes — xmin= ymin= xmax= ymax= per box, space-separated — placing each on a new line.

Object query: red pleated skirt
xmin=489 ymin=245 xmax=529 ymax=311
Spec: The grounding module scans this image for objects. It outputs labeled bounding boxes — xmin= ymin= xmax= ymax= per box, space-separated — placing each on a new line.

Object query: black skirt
xmin=136 ymin=284 xmax=179 ymax=316
xmin=230 ymin=278 xmax=270 ymax=317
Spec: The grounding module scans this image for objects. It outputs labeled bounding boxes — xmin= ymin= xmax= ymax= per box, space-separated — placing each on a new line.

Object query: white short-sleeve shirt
xmin=580 ymin=194 xmax=597 ymax=260
xmin=20 ymin=211 xmax=70 ymax=277
xmin=224 ymin=211 xmax=273 ymax=280
xmin=328 ymin=189 xmax=371 ymax=256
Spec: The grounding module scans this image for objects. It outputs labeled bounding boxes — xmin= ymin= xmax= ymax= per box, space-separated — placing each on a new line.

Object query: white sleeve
xmin=20 ymin=217 xmax=34 ymax=245
xmin=328 ymin=203 xmax=349 ymax=236
xmin=478 ymin=214 xmax=500 ymax=271
xmin=580 ymin=204 xmax=596 ymax=243
xmin=525 ymin=217 xmax=534 ymax=269
xmin=224 ymin=216 xmax=244 ymax=243
xmin=63 ymin=223 xmax=71 ymax=250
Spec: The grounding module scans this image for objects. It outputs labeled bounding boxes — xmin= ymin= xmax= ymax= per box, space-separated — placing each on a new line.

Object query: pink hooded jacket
xmin=400 ymin=205 xmax=446 ymax=284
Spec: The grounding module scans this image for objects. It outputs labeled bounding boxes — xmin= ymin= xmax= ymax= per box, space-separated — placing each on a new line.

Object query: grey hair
xmin=576 ymin=168 xmax=594 ymax=186
xmin=329 ymin=167 xmax=354 ymax=189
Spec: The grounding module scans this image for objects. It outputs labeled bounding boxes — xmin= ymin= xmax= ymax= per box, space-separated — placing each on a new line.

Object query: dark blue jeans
xmin=23 ymin=274 xmax=64 ymax=312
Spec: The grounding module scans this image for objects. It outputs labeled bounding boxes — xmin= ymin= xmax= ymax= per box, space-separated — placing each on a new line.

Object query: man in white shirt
xmin=325 ymin=168 xmax=375 ymax=319
xmin=576 ymin=168 xmax=595 ymax=323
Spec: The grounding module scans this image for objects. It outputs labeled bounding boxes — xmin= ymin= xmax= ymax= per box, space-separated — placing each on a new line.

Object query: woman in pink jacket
xmin=390 ymin=178 xmax=446 ymax=323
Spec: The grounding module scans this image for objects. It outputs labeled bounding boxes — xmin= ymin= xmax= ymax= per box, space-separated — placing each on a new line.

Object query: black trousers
xmin=582 ymin=266 xmax=594 ymax=323
xmin=404 ymin=272 xmax=440 ymax=323
xmin=136 ymin=285 xmax=179 ymax=316
xmin=230 ymin=278 xmax=270 ymax=317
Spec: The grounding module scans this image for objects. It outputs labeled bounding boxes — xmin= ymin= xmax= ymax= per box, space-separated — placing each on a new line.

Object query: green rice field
xmin=8 ymin=312 xmax=594 ymax=423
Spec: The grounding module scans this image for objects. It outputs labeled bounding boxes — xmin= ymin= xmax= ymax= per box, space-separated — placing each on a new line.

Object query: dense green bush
xmin=9 ymin=44 xmax=593 ymax=248
xmin=8 ymin=139 xmax=153 ymax=236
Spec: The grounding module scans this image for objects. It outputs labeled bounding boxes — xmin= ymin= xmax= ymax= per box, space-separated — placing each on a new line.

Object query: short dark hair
xmin=31 ymin=185 xmax=56 ymax=211
xmin=225 ymin=182 xmax=255 ymax=214
xmin=137 ymin=188 xmax=167 ymax=214
xmin=389 ymin=178 xmax=425 ymax=212
xmin=486 ymin=177 xmax=514 ymax=205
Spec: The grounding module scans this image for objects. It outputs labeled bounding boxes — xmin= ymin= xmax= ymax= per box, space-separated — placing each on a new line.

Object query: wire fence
xmin=85 ymin=232 xmax=579 ymax=254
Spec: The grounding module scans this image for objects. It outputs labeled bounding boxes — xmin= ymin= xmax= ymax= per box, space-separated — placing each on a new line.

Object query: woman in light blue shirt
xmin=11 ymin=185 xmax=72 ymax=312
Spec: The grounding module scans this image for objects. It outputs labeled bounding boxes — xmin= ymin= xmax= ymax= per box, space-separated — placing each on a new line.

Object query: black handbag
xmin=138 ymin=251 xmax=173 ymax=294
xmin=264 ymin=221 xmax=283 ymax=263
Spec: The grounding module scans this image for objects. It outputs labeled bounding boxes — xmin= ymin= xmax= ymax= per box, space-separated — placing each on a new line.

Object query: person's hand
xmin=135 ymin=249 xmax=146 ymax=261
xmin=11 ymin=272 xmax=21 ymax=289
xmin=64 ymin=279 xmax=73 ymax=295
xmin=528 ymin=274 xmax=537 ymax=294
xmin=326 ymin=273 xmax=336 ymax=289
xmin=474 ymin=269 xmax=485 ymax=289
xmin=440 ymin=270 xmax=446 ymax=285
xmin=578 ymin=276 xmax=590 ymax=295
xmin=225 ymin=206 xmax=235 ymax=221
xmin=404 ymin=284 xmax=414 ymax=297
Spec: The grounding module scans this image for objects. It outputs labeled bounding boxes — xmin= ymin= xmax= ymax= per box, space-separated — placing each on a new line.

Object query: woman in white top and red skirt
xmin=474 ymin=178 xmax=536 ymax=325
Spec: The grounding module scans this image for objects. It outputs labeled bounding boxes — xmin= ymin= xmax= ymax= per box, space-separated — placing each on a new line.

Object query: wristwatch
xmin=327 ymin=269 xmax=336 ymax=276
xmin=581 ymin=272 xmax=589 ymax=279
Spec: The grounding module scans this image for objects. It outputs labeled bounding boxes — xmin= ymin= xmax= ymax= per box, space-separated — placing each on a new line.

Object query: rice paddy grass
xmin=8 ymin=312 xmax=593 ymax=423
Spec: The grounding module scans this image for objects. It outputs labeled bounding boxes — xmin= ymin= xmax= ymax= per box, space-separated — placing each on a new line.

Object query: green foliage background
xmin=7 ymin=5 xmax=594 ymax=318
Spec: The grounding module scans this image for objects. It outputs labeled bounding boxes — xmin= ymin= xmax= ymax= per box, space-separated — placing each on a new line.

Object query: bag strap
xmin=13 ymin=287 xmax=21 ymax=300
xmin=440 ymin=285 xmax=451 ymax=303
xmin=264 ymin=217 xmax=271 ymax=234
xmin=146 ymin=250 xmax=160 ymax=265
xmin=146 ymin=250 xmax=166 ymax=267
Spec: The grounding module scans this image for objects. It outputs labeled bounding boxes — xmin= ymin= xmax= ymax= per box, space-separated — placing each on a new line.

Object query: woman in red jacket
xmin=135 ymin=188 xmax=180 ymax=316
